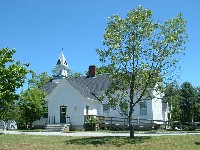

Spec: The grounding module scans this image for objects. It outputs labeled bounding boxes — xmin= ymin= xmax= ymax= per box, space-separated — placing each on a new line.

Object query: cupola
xmin=53 ymin=52 xmax=69 ymax=82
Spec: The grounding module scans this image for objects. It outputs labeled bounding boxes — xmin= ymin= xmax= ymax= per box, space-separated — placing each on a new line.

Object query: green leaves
xmin=17 ymin=71 xmax=50 ymax=128
xmin=28 ymin=71 xmax=52 ymax=88
xmin=0 ymin=48 xmax=29 ymax=121
xmin=0 ymin=48 xmax=15 ymax=67
xmin=18 ymin=87 xmax=46 ymax=128
xmin=97 ymin=6 xmax=188 ymax=137
xmin=164 ymin=82 xmax=200 ymax=122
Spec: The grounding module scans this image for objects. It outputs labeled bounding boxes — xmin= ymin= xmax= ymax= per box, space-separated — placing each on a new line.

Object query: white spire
xmin=53 ymin=52 xmax=69 ymax=79
xmin=59 ymin=52 xmax=68 ymax=66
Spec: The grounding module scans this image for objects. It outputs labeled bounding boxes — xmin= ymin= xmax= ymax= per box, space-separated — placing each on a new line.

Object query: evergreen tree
xmin=179 ymin=82 xmax=198 ymax=122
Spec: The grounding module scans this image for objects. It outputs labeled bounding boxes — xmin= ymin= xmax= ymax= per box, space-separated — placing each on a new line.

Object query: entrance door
xmin=60 ymin=106 xmax=67 ymax=123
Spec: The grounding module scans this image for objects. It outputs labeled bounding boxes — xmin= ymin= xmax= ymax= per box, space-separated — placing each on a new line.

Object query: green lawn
xmin=0 ymin=134 xmax=200 ymax=150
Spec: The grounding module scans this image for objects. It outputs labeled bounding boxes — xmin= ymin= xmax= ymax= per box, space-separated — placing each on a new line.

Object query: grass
xmin=0 ymin=134 xmax=200 ymax=150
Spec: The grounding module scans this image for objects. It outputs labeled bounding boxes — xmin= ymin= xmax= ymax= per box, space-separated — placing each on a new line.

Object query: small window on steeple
xmin=57 ymin=59 xmax=61 ymax=65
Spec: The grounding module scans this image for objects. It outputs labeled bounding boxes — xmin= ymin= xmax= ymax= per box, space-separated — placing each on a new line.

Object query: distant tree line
xmin=164 ymin=81 xmax=200 ymax=123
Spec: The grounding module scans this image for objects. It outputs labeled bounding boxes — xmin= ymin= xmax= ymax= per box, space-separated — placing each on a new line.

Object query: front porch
xmin=48 ymin=115 xmax=71 ymax=124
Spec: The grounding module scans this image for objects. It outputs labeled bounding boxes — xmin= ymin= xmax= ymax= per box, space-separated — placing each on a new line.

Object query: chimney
xmin=88 ymin=65 xmax=96 ymax=77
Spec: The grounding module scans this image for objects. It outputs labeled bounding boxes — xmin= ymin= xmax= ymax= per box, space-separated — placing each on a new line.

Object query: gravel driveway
xmin=1 ymin=130 xmax=200 ymax=137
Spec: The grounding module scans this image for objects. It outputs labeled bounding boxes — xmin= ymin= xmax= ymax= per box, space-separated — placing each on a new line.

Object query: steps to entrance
xmin=44 ymin=124 xmax=70 ymax=132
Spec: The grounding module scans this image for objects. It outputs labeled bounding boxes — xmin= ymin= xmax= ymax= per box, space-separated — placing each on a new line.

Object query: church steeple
xmin=53 ymin=52 xmax=69 ymax=81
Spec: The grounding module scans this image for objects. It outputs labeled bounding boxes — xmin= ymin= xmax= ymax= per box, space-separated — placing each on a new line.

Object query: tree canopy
xmin=18 ymin=87 xmax=46 ymax=129
xmin=97 ymin=6 xmax=188 ymax=137
xmin=163 ymin=81 xmax=181 ymax=121
xmin=28 ymin=71 xmax=52 ymax=88
xmin=164 ymin=82 xmax=200 ymax=124
xmin=0 ymin=48 xmax=29 ymax=121
xmin=179 ymin=82 xmax=199 ymax=122
xmin=17 ymin=72 xmax=50 ymax=129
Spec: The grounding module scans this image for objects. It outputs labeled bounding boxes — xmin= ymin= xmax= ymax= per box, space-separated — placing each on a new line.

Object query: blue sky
xmin=0 ymin=0 xmax=200 ymax=86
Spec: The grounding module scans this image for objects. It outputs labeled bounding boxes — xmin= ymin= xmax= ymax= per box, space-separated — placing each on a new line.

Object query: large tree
xmin=18 ymin=87 xmax=46 ymax=129
xmin=163 ymin=81 xmax=181 ymax=121
xmin=164 ymin=82 xmax=200 ymax=123
xmin=0 ymin=48 xmax=29 ymax=121
xmin=17 ymin=72 xmax=51 ymax=129
xmin=97 ymin=6 xmax=188 ymax=137
xmin=179 ymin=82 xmax=198 ymax=122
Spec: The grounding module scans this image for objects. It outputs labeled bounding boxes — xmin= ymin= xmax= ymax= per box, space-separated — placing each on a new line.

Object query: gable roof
xmin=40 ymin=74 xmax=111 ymax=100
xmin=70 ymin=74 xmax=111 ymax=92
xmin=40 ymin=81 xmax=58 ymax=95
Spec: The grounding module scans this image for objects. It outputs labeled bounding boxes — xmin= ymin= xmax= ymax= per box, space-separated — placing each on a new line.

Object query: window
xmin=61 ymin=106 xmax=66 ymax=116
xmin=86 ymin=106 xmax=89 ymax=115
xmin=43 ymin=107 xmax=48 ymax=118
xmin=103 ymin=104 xmax=110 ymax=111
xmin=140 ymin=101 xmax=147 ymax=115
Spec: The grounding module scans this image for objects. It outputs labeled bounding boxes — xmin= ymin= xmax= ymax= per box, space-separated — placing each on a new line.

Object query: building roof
xmin=40 ymin=74 xmax=111 ymax=100
xmin=40 ymin=80 xmax=58 ymax=95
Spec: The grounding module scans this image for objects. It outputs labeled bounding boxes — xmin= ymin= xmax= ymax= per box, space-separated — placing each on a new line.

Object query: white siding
xmin=162 ymin=102 xmax=169 ymax=121
xmin=47 ymin=79 xmax=85 ymax=127
xmin=102 ymin=93 xmax=153 ymax=120
xmin=85 ymin=98 xmax=103 ymax=116
xmin=133 ymin=99 xmax=153 ymax=120
xmin=152 ymin=90 xmax=164 ymax=121
xmin=45 ymin=79 xmax=167 ymax=129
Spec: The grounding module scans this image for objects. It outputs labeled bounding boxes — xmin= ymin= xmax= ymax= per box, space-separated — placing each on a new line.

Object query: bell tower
xmin=53 ymin=52 xmax=69 ymax=82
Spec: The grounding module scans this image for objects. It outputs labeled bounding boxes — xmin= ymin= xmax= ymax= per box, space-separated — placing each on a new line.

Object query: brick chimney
xmin=88 ymin=65 xmax=96 ymax=77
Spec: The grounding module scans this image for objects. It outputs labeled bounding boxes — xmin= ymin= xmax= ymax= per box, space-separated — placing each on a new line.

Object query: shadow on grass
xmin=66 ymin=136 xmax=151 ymax=147
xmin=195 ymin=142 xmax=200 ymax=145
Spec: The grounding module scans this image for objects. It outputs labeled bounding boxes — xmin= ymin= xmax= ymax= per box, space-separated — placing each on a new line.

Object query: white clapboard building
xmin=34 ymin=52 xmax=168 ymax=130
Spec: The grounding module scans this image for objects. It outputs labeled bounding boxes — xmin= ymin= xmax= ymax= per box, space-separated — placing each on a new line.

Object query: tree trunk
xmin=30 ymin=123 xmax=32 ymax=129
xmin=129 ymin=88 xmax=134 ymax=138
xmin=129 ymin=114 xmax=134 ymax=138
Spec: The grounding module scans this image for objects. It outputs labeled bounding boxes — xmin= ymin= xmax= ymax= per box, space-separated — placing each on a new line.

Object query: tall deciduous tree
xmin=164 ymin=82 xmax=200 ymax=123
xmin=97 ymin=6 xmax=188 ymax=137
xmin=0 ymin=48 xmax=29 ymax=121
xmin=18 ymin=88 xmax=46 ymax=129
xmin=17 ymin=72 xmax=50 ymax=129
